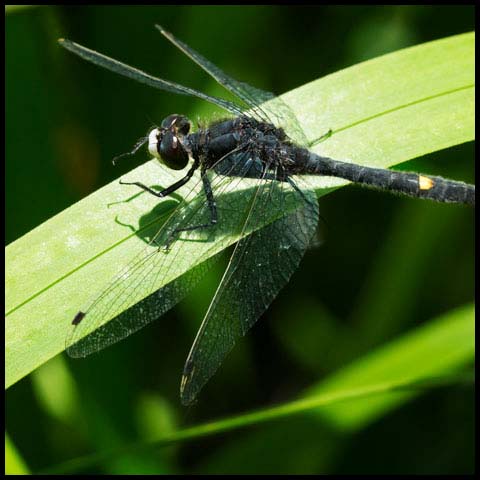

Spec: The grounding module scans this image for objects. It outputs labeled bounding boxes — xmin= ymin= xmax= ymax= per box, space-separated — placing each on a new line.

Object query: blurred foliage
xmin=5 ymin=5 xmax=474 ymax=475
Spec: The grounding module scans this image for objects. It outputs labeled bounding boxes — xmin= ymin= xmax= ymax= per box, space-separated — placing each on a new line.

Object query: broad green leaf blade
xmin=40 ymin=304 xmax=474 ymax=474
xmin=5 ymin=32 xmax=474 ymax=388
xmin=287 ymin=31 xmax=474 ymax=166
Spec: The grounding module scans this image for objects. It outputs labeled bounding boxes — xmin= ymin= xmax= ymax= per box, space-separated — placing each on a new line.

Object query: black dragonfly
xmin=60 ymin=26 xmax=475 ymax=405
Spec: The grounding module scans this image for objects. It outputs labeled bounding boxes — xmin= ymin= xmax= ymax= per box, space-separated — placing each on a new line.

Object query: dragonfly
xmin=60 ymin=25 xmax=475 ymax=405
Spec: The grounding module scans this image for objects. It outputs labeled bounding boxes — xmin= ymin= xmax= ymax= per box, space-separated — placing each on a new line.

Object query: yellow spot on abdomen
xmin=419 ymin=175 xmax=435 ymax=190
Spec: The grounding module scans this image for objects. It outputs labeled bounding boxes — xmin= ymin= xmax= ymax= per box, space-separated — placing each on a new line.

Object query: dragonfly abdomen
xmin=291 ymin=149 xmax=475 ymax=206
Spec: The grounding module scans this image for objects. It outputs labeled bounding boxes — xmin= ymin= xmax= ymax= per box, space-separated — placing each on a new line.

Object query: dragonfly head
xmin=148 ymin=114 xmax=191 ymax=170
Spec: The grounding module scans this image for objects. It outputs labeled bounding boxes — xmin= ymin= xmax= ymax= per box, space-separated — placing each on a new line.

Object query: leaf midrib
xmin=317 ymin=83 xmax=474 ymax=145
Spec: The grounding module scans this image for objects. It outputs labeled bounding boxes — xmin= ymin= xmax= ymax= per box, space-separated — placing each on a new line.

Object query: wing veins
xmin=59 ymin=38 xmax=243 ymax=116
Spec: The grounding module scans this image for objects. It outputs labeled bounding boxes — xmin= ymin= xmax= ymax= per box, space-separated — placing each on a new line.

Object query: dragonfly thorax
xmin=148 ymin=114 xmax=192 ymax=170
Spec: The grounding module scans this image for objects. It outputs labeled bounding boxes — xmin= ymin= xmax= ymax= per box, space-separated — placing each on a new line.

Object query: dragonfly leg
xmin=163 ymin=170 xmax=218 ymax=251
xmin=112 ymin=135 xmax=148 ymax=165
xmin=120 ymin=161 xmax=199 ymax=198
xmin=174 ymin=170 xmax=218 ymax=231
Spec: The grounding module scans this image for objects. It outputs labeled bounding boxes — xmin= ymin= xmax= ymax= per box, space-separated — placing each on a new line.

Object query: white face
xmin=147 ymin=128 xmax=161 ymax=159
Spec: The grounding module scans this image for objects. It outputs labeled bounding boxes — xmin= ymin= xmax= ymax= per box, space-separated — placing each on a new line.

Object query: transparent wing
xmin=66 ymin=151 xmax=264 ymax=357
xmin=156 ymin=25 xmax=309 ymax=146
xmin=156 ymin=25 xmax=274 ymax=123
xmin=180 ymin=170 xmax=319 ymax=405
xmin=59 ymin=39 xmax=244 ymax=117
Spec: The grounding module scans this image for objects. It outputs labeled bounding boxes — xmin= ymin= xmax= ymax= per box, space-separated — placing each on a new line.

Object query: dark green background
xmin=6 ymin=5 xmax=474 ymax=474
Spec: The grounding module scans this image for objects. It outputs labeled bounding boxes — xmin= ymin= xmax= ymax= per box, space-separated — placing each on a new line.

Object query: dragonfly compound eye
xmin=159 ymin=130 xmax=189 ymax=170
xmin=161 ymin=114 xmax=191 ymax=136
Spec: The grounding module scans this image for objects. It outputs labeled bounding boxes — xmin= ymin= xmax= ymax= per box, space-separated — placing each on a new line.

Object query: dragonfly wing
xmin=67 ymin=173 xmax=215 ymax=357
xmin=156 ymin=26 xmax=308 ymax=145
xmin=59 ymin=39 xmax=244 ymax=117
xmin=157 ymin=25 xmax=274 ymax=119
xmin=180 ymin=172 xmax=319 ymax=405
xmin=66 ymin=150 xmax=271 ymax=358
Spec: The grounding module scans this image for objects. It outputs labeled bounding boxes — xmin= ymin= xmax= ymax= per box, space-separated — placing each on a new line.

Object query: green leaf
xmin=5 ymin=433 xmax=30 ymax=475
xmin=304 ymin=303 xmax=475 ymax=431
xmin=39 ymin=304 xmax=474 ymax=474
xmin=5 ymin=32 xmax=474 ymax=388
xmin=4 ymin=5 xmax=40 ymax=14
